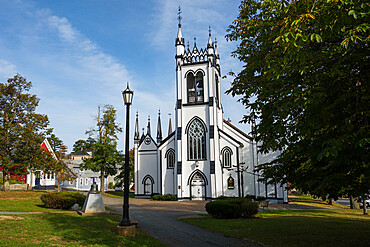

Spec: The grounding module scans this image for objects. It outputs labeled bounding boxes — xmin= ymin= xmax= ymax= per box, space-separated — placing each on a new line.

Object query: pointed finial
xmin=158 ymin=109 xmax=161 ymax=115
xmin=177 ymin=6 xmax=182 ymax=26
xmin=187 ymin=41 xmax=190 ymax=51
xmin=209 ymin=25 xmax=211 ymax=36
xmin=194 ymin=37 xmax=196 ymax=47
xmin=215 ymin=37 xmax=217 ymax=47
xmin=147 ymin=116 xmax=151 ymax=136
xmin=134 ymin=111 xmax=139 ymax=140
xmin=168 ymin=113 xmax=172 ymax=136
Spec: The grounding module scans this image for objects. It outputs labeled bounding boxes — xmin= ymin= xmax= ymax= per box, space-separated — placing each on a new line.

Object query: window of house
xmin=222 ymin=147 xmax=232 ymax=168
xmin=187 ymin=71 xmax=204 ymax=103
xmin=166 ymin=149 xmax=175 ymax=169
xmin=80 ymin=178 xmax=83 ymax=185
xmin=47 ymin=173 xmax=50 ymax=179
xmin=85 ymin=178 xmax=88 ymax=185
xmin=69 ymin=180 xmax=73 ymax=185
xmin=188 ymin=119 xmax=206 ymax=160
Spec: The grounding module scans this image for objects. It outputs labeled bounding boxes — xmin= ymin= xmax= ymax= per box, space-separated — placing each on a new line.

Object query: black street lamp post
xmin=119 ymin=84 xmax=133 ymax=227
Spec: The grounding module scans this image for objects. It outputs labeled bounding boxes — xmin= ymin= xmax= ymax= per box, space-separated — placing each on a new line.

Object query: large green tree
xmin=72 ymin=137 xmax=96 ymax=152
xmin=0 ymin=74 xmax=50 ymax=191
xmin=226 ymin=0 xmax=369 ymax=208
xmin=81 ymin=105 xmax=122 ymax=191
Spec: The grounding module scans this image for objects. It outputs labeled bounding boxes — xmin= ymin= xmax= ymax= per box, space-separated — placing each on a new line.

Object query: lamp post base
xmin=117 ymin=225 xmax=136 ymax=237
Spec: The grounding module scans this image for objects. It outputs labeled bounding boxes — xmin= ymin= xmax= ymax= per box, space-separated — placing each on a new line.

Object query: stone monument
xmin=79 ymin=182 xmax=106 ymax=215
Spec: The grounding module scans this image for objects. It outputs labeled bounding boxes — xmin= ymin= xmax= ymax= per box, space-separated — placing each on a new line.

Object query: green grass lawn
xmin=180 ymin=196 xmax=370 ymax=247
xmin=0 ymin=213 xmax=164 ymax=246
xmin=0 ymin=190 xmax=58 ymax=212
xmin=0 ymin=191 xmax=165 ymax=246
xmin=102 ymin=191 xmax=135 ymax=199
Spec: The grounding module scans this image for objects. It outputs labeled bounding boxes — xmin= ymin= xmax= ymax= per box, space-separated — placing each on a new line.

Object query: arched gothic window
xmin=187 ymin=71 xmax=204 ymax=103
xmin=166 ymin=149 xmax=175 ymax=169
xmin=188 ymin=119 xmax=206 ymax=160
xmin=222 ymin=147 xmax=232 ymax=168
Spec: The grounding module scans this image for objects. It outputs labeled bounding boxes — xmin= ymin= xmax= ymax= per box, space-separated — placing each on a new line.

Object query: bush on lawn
xmin=108 ymin=182 xmax=114 ymax=189
xmin=206 ymin=198 xmax=259 ymax=219
xmin=152 ymin=194 xmax=178 ymax=201
xmin=40 ymin=192 xmax=86 ymax=210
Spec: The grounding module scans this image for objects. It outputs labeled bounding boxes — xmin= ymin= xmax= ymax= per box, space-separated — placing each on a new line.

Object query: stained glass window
xmin=188 ymin=119 xmax=206 ymax=160
xmin=222 ymin=148 xmax=232 ymax=168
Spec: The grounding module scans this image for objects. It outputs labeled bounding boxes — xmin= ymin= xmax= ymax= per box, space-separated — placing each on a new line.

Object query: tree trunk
xmin=57 ymin=179 xmax=61 ymax=192
xmin=100 ymin=167 xmax=104 ymax=192
xmin=363 ymin=194 xmax=368 ymax=215
xmin=3 ymin=172 xmax=10 ymax=192
xmin=350 ymin=196 xmax=360 ymax=209
xmin=29 ymin=172 xmax=33 ymax=190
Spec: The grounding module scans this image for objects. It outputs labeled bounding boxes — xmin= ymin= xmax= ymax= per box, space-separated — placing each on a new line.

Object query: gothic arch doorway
xmin=190 ymin=172 xmax=206 ymax=200
xmin=142 ymin=175 xmax=154 ymax=196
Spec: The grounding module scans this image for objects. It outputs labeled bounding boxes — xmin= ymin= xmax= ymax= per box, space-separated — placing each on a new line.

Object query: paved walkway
xmin=103 ymin=196 xmax=262 ymax=247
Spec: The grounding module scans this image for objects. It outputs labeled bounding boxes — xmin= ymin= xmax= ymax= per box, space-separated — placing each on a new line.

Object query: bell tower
xmin=174 ymin=7 xmax=223 ymax=199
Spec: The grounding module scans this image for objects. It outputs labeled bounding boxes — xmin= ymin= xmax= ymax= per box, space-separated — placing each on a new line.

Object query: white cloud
xmin=0 ymin=59 xmax=17 ymax=81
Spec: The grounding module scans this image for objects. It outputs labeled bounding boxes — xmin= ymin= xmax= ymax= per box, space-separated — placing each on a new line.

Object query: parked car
xmin=358 ymin=195 xmax=370 ymax=208
xmin=114 ymin=185 xmax=123 ymax=191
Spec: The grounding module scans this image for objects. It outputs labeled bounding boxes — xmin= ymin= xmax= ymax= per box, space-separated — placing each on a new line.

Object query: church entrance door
xmin=191 ymin=173 xmax=205 ymax=200
xmin=144 ymin=177 xmax=153 ymax=195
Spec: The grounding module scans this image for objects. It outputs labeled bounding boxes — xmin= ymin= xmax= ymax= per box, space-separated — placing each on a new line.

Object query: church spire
xmin=175 ymin=6 xmax=185 ymax=50
xmin=147 ymin=116 xmax=151 ymax=136
xmin=157 ymin=110 xmax=162 ymax=144
xmin=134 ymin=111 xmax=139 ymax=141
xmin=207 ymin=25 xmax=213 ymax=48
xmin=168 ymin=113 xmax=173 ymax=136
xmin=215 ymin=37 xmax=220 ymax=66
xmin=207 ymin=25 xmax=214 ymax=57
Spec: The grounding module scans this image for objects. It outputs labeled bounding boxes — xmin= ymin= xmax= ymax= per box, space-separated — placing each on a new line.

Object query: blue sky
xmin=0 ymin=0 xmax=248 ymax=152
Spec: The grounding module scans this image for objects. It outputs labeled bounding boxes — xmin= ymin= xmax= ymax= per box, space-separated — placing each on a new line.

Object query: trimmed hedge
xmin=206 ymin=198 xmax=259 ymax=219
xmin=40 ymin=192 xmax=86 ymax=210
xmin=152 ymin=194 xmax=178 ymax=201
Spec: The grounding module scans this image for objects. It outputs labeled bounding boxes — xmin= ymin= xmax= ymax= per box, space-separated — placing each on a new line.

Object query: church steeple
xmin=147 ymin=116 xmax=151 ymax=136
xmin=207 ymin=26 xmax=213 ymax=49
xmin=215 ymin=37 xmax=220 ymax=69
xmin=157 ymin=110 xmax=162 ymax=144
xmin=134 ymin=111 xmax=139 ymax=141
xmin=175 ymin=6 xmax=185 ymax=56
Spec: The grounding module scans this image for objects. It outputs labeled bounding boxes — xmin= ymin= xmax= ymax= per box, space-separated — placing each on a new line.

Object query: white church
xmin=134 ymin=15 xmax=288 ymax=203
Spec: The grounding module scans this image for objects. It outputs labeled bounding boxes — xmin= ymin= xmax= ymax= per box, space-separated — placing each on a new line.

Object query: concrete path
xmin=102 ymin=196 xmax=262 ymax=247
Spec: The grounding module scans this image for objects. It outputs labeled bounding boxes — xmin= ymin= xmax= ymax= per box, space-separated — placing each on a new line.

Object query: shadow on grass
xmin=181 ymin=212 xmax=370 ymax=247
xmin=42 ymin=213 xmax=163 ymax=246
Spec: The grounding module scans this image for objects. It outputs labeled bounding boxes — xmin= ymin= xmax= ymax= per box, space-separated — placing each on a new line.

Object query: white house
xmin=134 ymin=16 xmax=288 ymax=203
xmin=26 ymin=138 xmax=57 ymax=188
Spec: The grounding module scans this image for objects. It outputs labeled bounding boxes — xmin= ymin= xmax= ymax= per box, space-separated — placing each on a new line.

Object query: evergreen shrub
xmin=41 ymin=192 xmax=86 ymax=209
xmin=206 ymin=198 xmax=259 ymax=219
xmin=108 ymin=182 xmax=114 ymax=189
xmin=152 ymin=194 xmax=178 ymax=201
